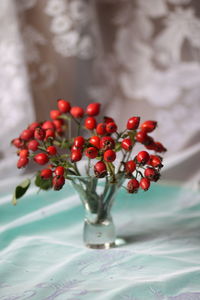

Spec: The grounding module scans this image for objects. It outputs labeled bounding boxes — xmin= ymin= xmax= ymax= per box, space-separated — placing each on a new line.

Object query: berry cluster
xmin=12 ymin=100 xmax=166 ymax=192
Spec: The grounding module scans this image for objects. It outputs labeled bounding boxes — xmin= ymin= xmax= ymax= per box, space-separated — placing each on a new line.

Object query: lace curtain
xmin=0 ymin=0 xmax=200 ymax=184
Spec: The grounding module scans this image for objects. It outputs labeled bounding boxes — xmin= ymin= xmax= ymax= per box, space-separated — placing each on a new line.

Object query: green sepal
xmin=12 ymin=179 xmax=31 ymax=205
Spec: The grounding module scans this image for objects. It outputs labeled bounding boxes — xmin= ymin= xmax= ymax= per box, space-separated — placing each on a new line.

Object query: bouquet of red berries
xmin=11 ymin=100 xmax=166 ymax=204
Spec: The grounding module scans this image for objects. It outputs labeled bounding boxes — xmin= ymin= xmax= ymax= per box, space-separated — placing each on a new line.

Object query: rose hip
xmin=94 ymin=161 xmax=107 ymax=178
xmin=85 ymin=147 xmax=98 ymax=159
xmin=50 ymin=110 xmax=61 ymax=120
xmin=140 ymin=120 xmax=157 ymax=133
xmin=100 ymin=136 xmax=115 ymax=150
xmin=47 ymin=146 xmax=57 ymax=156
xmin=127 ymin=178 xmax=139 ymax=193
xmin=17 ymin=157 xmax=29 ymax=168
xmin=57 ymin=99 xmax=71 ymax=113
xmin=20 ymin=129 xmax=33 ymax=141
xmin=71 ymin=149 xmax=82 ymax=162
xmin=70 ymin=106 xmax=84 ymax=118
xmin=96 ymin=123 xmax=107 ymax=136
xmin=74 ymin=136 xmax=85 ymax=148
xmin=121 ymin=138 xmax=132 ymax=151
xmin=89 ymin=136 xmax=101 ymax=149
xmin=103 ymin=150 xmax=116 ymax=162
xmin=34 ymin=153 xmax=49 ymax=165
xmin=127 ymin=117 xmax=140 ymax=130
xmin=86 ymin=102 xmax=101 ymax=116
xmin=136 ymin=151 xmax=150 ymax=165
xmin=106 ymin=122 xmax=117 ymax=134
xmin=28 ymin=140 xmax=39 ymax=151
xmin=144 ymin=167 xmax=160 ymax=182
xmin=34 ymin=128 xmax=45 ymax=140
xmin=40 ymin=169 xmax=53 ymax=179
xmin=125 ymin=160 xmax=136 ymax=173
xmin=140 ymin=178 xmax=150 ymax=191
xmin=53 ymin=176 xmax=65 ymax=190
xmin=55 ymin=166 xmax=65 ymax=176
xmin=84 ymin=117 xmax=97 ymax=130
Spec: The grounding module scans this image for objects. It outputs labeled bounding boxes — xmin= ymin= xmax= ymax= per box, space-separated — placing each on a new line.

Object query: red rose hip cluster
xmin=12 ymin=99 xmax=166 ymax=194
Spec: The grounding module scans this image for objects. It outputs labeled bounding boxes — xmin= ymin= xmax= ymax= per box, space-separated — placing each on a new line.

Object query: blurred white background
xmin=0 ymin=0 xmax=200 ymax=185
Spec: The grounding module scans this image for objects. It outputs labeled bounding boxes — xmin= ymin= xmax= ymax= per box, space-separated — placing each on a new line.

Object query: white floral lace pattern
xmin=44 ymin=0 xmax=95 ymax=59
xmin=90 ymin=0 xmax=200 ymax=156
xmin=0 ymin=0 xmax=34 ymax=179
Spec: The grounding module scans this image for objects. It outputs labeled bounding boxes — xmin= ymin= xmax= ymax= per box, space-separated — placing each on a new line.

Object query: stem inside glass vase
xmin=69 ymin=174 xmax=124 ymax=249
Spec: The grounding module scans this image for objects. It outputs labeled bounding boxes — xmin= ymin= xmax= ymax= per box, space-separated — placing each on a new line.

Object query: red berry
xmin=127 ymin=178 xmax=139 ymax=193
xmin=106 ymin=122 xmax=117 ymax=133
xmin=27 ymin=140 xmax=39 ymax=152
xmin=103 ymin=150 xmax=116 ymax=162
xmin=140 ymin=120 xmax=157 ymax=133
xmin=70 ymin=106 xmax=84 ymax=118
xmin=47 ymin=146 xmax=57 ymax=156
xmin=71 ymin=145 xmax=83 ymax=152
xmin=125 ymin=160 xmax=136 ymax=173
xmin=140 ymin=178 xmax=150 ymax=191
xmin=17 ymin=157 xmax=29 ymax=168
xmin=148 ymin=155 xmax=163 ymax=168
xmin=19 ymin=149 xmax=29 ymax=158
xmin=96 ymin=123 xmax=106 ymax=135
xmin=74 ymin=136 xmax=85 ymax=148
xmin=53 ymin=119 xmax=64 ymax=130
xmin=71 ymin=149 xmax=82 ymax=162
xmin=89 ymin=136 xmax=100 ymax=149
xmin=53 ymin=176 xmax=65 ymax=190
xmin=136 ymin=151 xmax=150 ymax=165
xmin=34 ymin=153 xmax=49 ymax=165
xmin=144 ymin=167 xmax=160 ymax=182
xmin=28 ymin=122 xmax=40 ymax=131
xmin=12 ymin=138 xmax=24 ymax=149
xmin=84 ymin=117 xmax=97 ymax=130
xmin=121 ymin=138 xmax=132 ymax=151
xmin=154 ymin=142 xmax=167 ymax=153
xmin=104 ymin=116 xmax=114 ymax=124
xmin=45 ymin=129 xmax=55 ymax=140
xmin=100 ymin=136 xmax=115 ymax=150
xmin=127 ymin=117 xmax=140 ymax=130
xmin=40 ymin=169 xmax=52 ymax=179
xmin=34 ymin=128 xmax=45 ymax=140
xmin=50 ymin=110 xmax=61 ymax=120
xmin=135 ymin=131 xmax=148 ymax=144
xmin=55 ymin=166 xmax=65 ymax=176
xmin=85 ymin=147 xmax=98 ymax=159
xmin=42 ymin=121 xmax=55 ymax=130
xmin=94 ymin=161 xmax=107 ymax=178
xmin=144 ymin=138 xmax=156 ymax=150
xmin=20 ymin=129 xmax=34 ymax=141
xmin=86 ymin=102 xmax=101 ymax=116
xmin=57 ymin=99 xmax=71 ymax=113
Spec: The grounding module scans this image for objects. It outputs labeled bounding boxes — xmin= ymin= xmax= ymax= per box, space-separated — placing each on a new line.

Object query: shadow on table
xmin=117 ymin=221 xmax=200 ymax=246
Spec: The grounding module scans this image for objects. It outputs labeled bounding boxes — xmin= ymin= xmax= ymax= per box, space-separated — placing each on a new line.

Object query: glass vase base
xmin=83 ymin=218 xmax=116 ymax=249
xmin=86 ymin=242 xmax=115 ymax=249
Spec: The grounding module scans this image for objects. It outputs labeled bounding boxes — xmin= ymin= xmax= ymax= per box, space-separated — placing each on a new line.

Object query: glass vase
xmin=69 ymin=174 xmax=125 ymax=249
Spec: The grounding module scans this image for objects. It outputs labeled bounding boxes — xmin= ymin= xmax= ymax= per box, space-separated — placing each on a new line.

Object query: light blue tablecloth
xmin=1 ymin=181 xmax=200 ymax=300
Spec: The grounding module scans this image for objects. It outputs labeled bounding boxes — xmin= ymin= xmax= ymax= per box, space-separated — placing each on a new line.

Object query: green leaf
xmin=128 ymin=130 xmax=136 ymax=141
xmin=35 ymin=174 xmax=53 ymax=190
xmin=58 ymin=114 xmax=70 ymax=121
xmin=12 ymin=179 xmax=31 ymax=205
xmin=115 ymin=142 xmax=122 ymax=152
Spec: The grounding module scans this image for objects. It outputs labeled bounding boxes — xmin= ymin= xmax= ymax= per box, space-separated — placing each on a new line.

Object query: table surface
xmin=0 ymin=181 xmax=200 ymax=300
